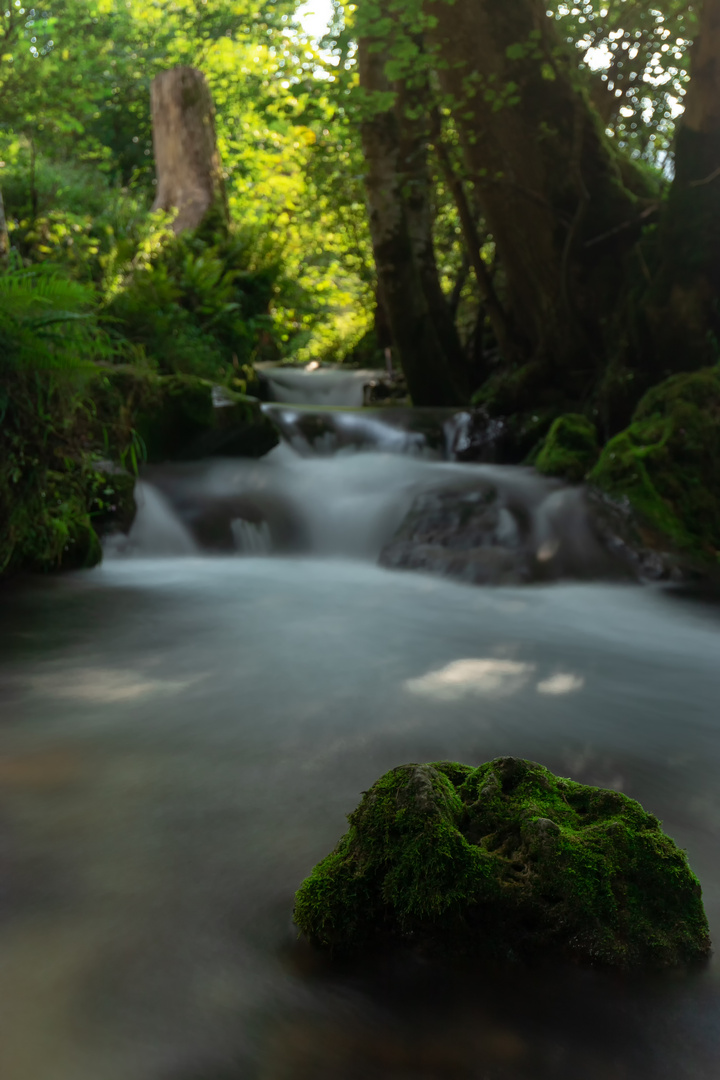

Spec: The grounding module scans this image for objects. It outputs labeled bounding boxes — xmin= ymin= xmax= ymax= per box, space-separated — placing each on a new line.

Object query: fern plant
xmin=0 ymin=261 xmax=111 ymax=370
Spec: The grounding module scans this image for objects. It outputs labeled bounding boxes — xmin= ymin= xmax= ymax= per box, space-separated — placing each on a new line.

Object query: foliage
xmin=0 ymin=371 xmax=105 ymax=577
xmin=0 ymin=259 xmax=110 ymax=368
xmin=104 ymin=226 xmax=283 ymax=379
xmin=294 ymin=757 xmax=710 ymax=968
xmin=549 ymin=0 xmax=697 ymax=163
xmin=0 ymin=261 xmax=132 ymax=573
xmin=1 ymin=0 xmax=374 ymax=363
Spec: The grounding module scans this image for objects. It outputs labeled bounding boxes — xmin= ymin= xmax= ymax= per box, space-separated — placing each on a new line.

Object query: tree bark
xmin=649 ymin=0 xmax=720 ymax=370
xmin=151 ymin=66 xmax=228 ymax=235
xmin=358 ymin=34 xmax=469 ymax=405
xmin=428 ymin=109 xmax=518 ymax=364
xmin=394 ymin=78 xmax=471 ymax=399
xmin=423 ymin=0 xmax=653 ymax=390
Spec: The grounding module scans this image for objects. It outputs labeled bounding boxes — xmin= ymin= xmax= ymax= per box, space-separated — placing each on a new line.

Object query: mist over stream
xmin=1 ymin=369 xmax=720 ymax=1080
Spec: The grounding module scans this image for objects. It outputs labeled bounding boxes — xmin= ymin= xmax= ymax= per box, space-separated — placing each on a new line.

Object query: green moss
xmin=294 ymin=757 xmax=710 ymax=969
xmin=0 ymin=366 xmax=133 ymax=575
xmin=590 ymin=367 xmax=720 ymax=561
xmin=93 ymin=367 xmax=278 ymax=463
xmin=535 ymin=413 xmax=599 ymax=482
xmin=1 ymin=475 xmax=103 ymax=574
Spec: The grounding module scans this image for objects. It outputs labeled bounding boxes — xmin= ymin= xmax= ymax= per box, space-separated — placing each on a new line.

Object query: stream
xmin=1 ymin=369 xmax=719 ymax=1079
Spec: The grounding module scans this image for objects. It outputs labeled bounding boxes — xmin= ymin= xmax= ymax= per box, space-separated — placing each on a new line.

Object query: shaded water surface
xmin=1 ymin=560 xmax=719 ymax=1079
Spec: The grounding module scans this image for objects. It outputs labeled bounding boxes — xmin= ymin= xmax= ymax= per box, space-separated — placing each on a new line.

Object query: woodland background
xmin=1 ymin=0 xmax=718 ymax=574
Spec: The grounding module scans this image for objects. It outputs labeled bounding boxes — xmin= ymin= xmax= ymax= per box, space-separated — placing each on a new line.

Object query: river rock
xmin=378 ymin=479 xmax=623 ymax=585
xmin=294 ymin=757 xmax=711 ymax=969
xmin=141 ymin=473 xmax=308 ymax=554
xmin=379 ymin=487 xmax=533 ymax=585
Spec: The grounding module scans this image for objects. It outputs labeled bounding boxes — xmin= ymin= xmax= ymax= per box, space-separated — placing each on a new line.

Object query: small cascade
xmin=108 ymin=367 xmax=622 ymax=582
xmin=231 ymin=518 xmax=272 ymax=554
xmin=262 ymin=406 xmax=431 ymax=457
xmin=258 ymin=365 xmax=379 ymax=408
xmin=110 ymin=481 xmax=197 ymax=557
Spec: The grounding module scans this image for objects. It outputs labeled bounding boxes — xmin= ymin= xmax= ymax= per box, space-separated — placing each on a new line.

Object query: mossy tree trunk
xmin=355 ymin=0 xmax=718 ymax=418
xmin=423 ymin=0 xmax=656 ymax=402
xmin=358 ymin=31 xmax=470 ymax=405
xmin=647 ymin=0 xmax=720 ymax=374
xmin=151 ymin=66 xmax=228 ymax=235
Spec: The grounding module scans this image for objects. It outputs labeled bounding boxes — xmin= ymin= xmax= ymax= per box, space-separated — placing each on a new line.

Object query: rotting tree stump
xmin=150 ymin=66 xmax=228 ymax=234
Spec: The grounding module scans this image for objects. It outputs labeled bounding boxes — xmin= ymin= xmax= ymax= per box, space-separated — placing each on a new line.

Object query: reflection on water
xmin=404 ymin=658 xmax=536 ymax=699
xmin=1 ymin=560 xmax=720 ymax=1079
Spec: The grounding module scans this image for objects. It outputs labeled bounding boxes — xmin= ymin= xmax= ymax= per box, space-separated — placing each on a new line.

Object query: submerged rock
xmin=378 ymin=480 xmax=621 ymax=585
xmin=379 ymin=486 xmax=534 ymax=585
xmin=294 ymin=757 xmax=710 ymax=969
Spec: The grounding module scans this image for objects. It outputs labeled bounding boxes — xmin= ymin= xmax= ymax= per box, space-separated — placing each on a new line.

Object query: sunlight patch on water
xmin=404 ymin=658 xmax=536 ymax=701
xmin=536 ymin=673 xmax=586 ymax=695
xmin=26 ymin=667 xmax=206 ymax=704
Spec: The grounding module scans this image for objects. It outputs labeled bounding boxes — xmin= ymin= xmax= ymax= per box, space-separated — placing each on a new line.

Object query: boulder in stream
xmin=590 ymin=368 xmax=720 ymax=577
xmin=294 ymin=757 xmax=711 ymax=969
xmin=378 ymin=479 xmax=621 ymax=585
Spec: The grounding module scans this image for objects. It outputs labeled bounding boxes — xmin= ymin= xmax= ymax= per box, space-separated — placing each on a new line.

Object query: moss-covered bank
xmin=94 ymin=367 xmax=278 ymax=463
xmin=0 ymin=365 xmax=278 ymax=578
xmin=0 ymin=369 xmax=136 ymax=575
xmin=535 ymin=413 xmax=599 ymax=483
xmin=590 ymin=367 xmax=720 ymax=567
xmin=295 ymin=757 xmax=710 ymax=969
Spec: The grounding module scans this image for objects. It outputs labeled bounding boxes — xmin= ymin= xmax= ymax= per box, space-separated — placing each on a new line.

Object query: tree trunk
xmin=424 ymin=0 xmax=654 ymax=394
xmin=428 ymin=108 xmax=518 ymax=365
xmin=358 ymin=33 xmax=470 ymax=405
xmin=394 ymin=78 xmax=472 ymax=400
xmin=649 ymin=0 xmax=720 ymax=370
xmin=151 ymin=66 xmax=228 ymax=235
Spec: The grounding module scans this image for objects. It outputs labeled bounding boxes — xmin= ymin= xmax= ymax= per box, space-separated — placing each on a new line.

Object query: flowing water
xmin=1 ymin=371 xmax=720 ymax=1080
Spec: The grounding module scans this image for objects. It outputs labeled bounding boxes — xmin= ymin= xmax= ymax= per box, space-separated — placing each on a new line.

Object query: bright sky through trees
xmin=296 ymin=0 xmax=334 ymax=40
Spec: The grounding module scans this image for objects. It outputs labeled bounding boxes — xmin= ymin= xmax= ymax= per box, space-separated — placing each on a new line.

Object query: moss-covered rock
xmin=470 ymin=364 xmax=561 ymax=463
xmin=94 ymin=367 xmax=278 ymax=463
xmin=590 ymin=367 xmax=720 ymax=564
xmin=294 ymin=757 xmax=710 ymax=969
xmin=535 ymin=413 xmax=599 ymax=482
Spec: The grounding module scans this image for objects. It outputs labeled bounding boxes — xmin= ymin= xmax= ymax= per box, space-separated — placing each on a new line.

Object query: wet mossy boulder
xmin=535 ymin=414 xmax=599 ymax=483
xmin=294 ymin=758 xmax=710 ymax=969
xmin=590 ymin=368 xmax=720 ymax=567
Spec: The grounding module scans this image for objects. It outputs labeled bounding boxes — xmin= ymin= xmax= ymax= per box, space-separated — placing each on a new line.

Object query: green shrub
xmin=104 ymin=227 xmax=282 ymax=380
xmin=0 ymin=262 xmax=126 ymax=573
